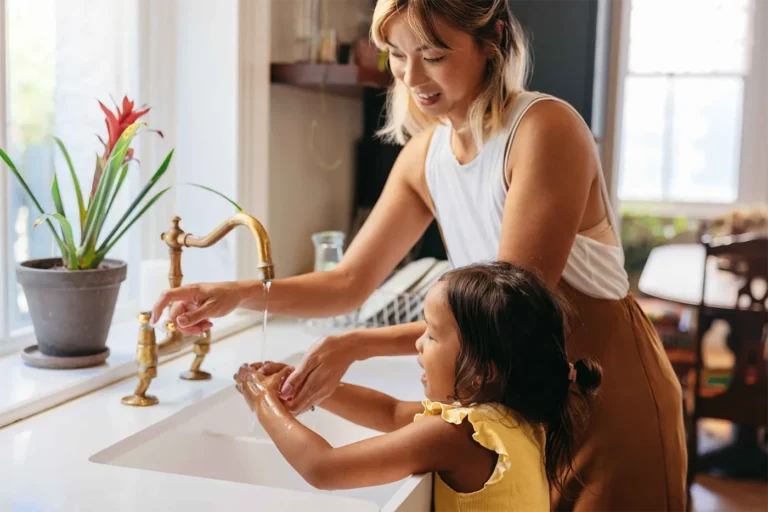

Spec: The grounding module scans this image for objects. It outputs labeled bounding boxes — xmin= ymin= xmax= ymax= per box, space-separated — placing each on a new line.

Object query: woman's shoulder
xmin=508 ymin=92 xmax=592 ymax=143
xmin=504 ymin=91 xmax=598 ymax=180
xmin=403 ymin=123 xmax=442 ymax=156
xmin=389 ymin=125 xmax=442 ymax=196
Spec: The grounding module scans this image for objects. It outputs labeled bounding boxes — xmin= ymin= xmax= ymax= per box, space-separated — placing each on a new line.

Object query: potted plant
xmin=0 ymin=96 xmax=230 ymax=361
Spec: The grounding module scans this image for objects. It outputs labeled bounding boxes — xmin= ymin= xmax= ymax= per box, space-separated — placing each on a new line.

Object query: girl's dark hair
xmin=439 ymin=261 xmax=602 ymax=495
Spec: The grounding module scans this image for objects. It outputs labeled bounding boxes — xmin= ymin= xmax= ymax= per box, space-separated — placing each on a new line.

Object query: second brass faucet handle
xmin=180 ymin=332 xmax=212 ymax=381
xmin=122 ymin=313 xmax=160 ymax=407
xmin=139 ymin=311 xmax=176 ymax=333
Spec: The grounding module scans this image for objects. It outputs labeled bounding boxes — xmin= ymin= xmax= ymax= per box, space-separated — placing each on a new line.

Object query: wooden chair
xmin=687 ymin=233 xmax=768 ymax=494
xmin=637 ymin=297 xmax=696 ymax=378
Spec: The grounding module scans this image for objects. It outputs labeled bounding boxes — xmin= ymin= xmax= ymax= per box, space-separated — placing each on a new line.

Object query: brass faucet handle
xmin=141 ymin=309 xmax=177 ymax=334
xmin=180 ymin=329 xmax=212 ymax=381
xmin=138 ymin=311 xmax=152 ymax=326
xmin=122 ymin=312 xmax=160 ymax=407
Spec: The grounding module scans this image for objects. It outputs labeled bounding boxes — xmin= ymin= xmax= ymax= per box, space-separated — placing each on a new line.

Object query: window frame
xmin=0 ymin=0 xmax=268 ymax=355
xmin=0 ymin=0 xmax=149 ymax=356
xmin=0 ymin=0 xmax=8 ymax=350
xmin=615 ymin=0 xmax=767 ymax=219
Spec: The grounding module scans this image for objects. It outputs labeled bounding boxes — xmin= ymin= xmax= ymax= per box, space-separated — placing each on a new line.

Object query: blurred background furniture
xmin=687 ymin=233 xmax=767 ymax=482
xmin=639 ymin=231 xmax=768 ymax=502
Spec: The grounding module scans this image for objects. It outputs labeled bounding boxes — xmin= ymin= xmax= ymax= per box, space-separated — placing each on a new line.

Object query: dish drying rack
xmin=303 ymin=258 xmax=451 ymax=335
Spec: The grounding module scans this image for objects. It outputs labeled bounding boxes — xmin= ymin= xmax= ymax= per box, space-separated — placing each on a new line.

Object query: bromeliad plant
xmin=0 ymin=96 xmax=239 ymax=270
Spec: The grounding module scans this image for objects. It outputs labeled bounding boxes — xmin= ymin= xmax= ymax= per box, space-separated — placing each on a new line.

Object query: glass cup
xmin=312 ymin=231 xmax=345 ymax=272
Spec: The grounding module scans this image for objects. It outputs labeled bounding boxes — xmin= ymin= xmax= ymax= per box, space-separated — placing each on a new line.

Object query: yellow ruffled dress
xmin=414 ymin=400 xmax=549 ymax=512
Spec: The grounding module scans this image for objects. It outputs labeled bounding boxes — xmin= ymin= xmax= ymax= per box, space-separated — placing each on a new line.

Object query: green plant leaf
xmin=51 ymin=172 xmax=67 ymax=219
xmin=182 ymin=182 xmax=243 ymax=211
xmin=80 ymin=122 xmax=142 ymax=266
xmin=50 ymin=173 xmax=68 ymax=256
xmin=54 ymin=137 xmax=86 ymax=234
xmin=34 ymin=213 xmax=78 ymax=269
xmin=0 ymin=147 xmax=67 ymax=254
xmin=97 ymin=149 xmax=174 ymax=254
xmin=94 ymin=186 xmax=172 ymax=264
xmin=105 ymin=161 xmax=131 ymax=221
xmin=87 ymin=155 xmax=105 ymax=211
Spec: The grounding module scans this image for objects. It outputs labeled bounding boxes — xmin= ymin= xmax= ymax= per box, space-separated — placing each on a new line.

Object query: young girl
xmin=234 ymin=262 xmax=602 ymax=511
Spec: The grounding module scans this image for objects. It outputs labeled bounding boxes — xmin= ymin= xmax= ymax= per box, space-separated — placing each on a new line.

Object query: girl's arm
xmin=253 ymin=361 xmax=423 ymax=433
xmin=244 ymin=374 xmax=460 ymax=490
xmin=318 ymin=382 xmax=424 ymax=433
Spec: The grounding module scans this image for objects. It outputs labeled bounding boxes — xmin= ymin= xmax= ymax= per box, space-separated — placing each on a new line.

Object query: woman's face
xmin=384 ymin=13 xmax=489 ymax=123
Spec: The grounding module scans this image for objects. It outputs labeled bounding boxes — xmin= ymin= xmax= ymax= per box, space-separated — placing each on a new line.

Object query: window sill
xmin=0 ymin=309 xmax=262 ymax=429
xmin=619 ymin=200 xmax=750 ymax=220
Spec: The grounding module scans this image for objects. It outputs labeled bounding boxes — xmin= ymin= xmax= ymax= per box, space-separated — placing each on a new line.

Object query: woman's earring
xmin=386 ymin=57 xmax=392 ymax=74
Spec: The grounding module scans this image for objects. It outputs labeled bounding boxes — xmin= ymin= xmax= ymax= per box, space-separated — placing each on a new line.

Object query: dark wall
xmin=353 ymin=89 xmax=447 ymax=262
xmin=508 ymin=0 xmax=599 ymax=128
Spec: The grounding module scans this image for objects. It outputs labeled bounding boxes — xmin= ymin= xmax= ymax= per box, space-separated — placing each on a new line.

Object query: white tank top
xmin=425 ymin=91 xmax=629 ymax=300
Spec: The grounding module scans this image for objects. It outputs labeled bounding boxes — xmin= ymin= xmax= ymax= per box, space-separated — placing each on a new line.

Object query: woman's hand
xmin=150 ymin=281 xmax=248 ymax=334
xmin=279 ymin=335 xmax=357 ymax=415
xmin=234 ymin=362 xmax=294 ymax=412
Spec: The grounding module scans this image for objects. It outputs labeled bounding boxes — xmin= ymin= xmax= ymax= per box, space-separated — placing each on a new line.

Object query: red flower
xmin=98 ymin=96 xmax=152 ymax=160
xmin=90 ymin=96 xmax=163 ymax=199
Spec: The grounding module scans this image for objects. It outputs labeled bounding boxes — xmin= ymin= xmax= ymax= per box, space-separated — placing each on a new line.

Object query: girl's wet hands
xmin=234 ymin=362 xmax=294 ymax=412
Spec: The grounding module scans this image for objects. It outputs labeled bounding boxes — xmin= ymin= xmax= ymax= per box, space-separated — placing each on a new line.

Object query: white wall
xmin=174 ymin=0 xmax=239 ymax=284
xmin=266 ymin=0 xmax=365 ymax=278
xmin=738 ymin=0 xmax=768 ymax=204
xmin=139 ymin=0 xmax=366 ymax=282
xmin=54 ymin=0 xmax=141 ymax=302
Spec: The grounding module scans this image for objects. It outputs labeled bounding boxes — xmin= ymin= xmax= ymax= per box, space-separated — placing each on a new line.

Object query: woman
xmin=152 ymin=0 xmax=687 ymax=509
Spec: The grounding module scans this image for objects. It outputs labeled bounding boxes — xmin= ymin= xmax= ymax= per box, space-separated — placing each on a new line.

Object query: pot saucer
xmin=21 ymin=345 xmax=110 ymax=370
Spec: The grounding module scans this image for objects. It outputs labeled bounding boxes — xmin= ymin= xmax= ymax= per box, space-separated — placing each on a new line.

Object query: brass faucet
xmin=121 ymin=212 xmax=274 ymax=406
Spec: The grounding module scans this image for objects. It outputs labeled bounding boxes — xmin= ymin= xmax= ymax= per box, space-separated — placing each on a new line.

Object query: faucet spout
xmin=162 ymin=212 xmax=275 ymax=281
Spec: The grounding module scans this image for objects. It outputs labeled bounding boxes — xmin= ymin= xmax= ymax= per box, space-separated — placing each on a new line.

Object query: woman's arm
xmin=498 ymin=100 xmax=600 ymax=287
xmin=319 ymin=382 xmax=424 ymax=433
xmin=279 ymin=321 xmax=425 ymax=413
xmin=152 ymin=129 xmax=436 ymax=329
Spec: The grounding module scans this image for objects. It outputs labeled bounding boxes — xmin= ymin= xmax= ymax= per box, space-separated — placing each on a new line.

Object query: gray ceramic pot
xmin=16 ymin=258 xmax=128 ymax=357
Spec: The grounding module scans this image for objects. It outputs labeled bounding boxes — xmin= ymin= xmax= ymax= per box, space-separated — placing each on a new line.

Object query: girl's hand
xmin=279 ymin=335 xmax=356 ymax=415
xmin=234 ymin=362 xmax=294 ymax=412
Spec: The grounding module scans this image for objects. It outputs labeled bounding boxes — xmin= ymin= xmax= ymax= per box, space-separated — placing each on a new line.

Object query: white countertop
xmin=0 ymin=311 xmax=261 ymax=428
xmin=0 ymin=318 xmax=420 ymax=511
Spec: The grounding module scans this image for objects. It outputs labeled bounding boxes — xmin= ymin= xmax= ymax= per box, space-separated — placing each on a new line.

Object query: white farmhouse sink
xmin=90 ymin=354 xmax=431 ymax=512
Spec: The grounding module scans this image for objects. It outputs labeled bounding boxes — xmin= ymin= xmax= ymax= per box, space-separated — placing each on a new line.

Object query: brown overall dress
xmin=552 ymin=280 xmax=688 ymax=511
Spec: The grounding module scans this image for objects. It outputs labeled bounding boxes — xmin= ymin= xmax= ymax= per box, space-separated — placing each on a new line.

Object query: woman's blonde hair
xmin=371 ymin=0 xmax=531 ymax=147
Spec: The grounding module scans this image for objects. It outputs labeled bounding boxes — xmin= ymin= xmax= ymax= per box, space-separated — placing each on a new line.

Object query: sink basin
xmin=90 ymin=354 xmax=431 ymax=511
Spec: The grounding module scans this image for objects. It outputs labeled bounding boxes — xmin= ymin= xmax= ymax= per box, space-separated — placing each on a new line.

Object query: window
xmin=617 ymin=0 xmax=762 ymax=209
xmin=2 ymin=0 xmax=141 ymax=349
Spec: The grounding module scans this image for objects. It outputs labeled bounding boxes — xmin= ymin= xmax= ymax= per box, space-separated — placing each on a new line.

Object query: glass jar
xmin=312 ymin=231 xmax=345 ymax=272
